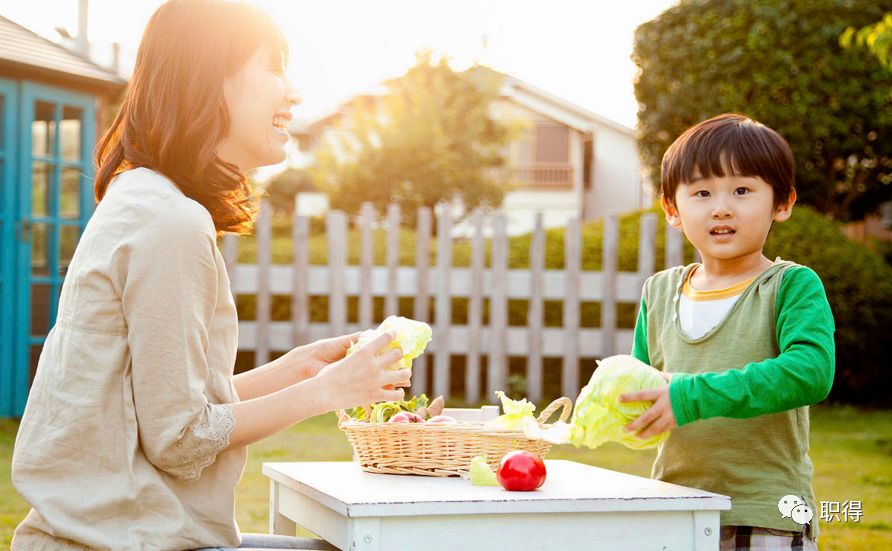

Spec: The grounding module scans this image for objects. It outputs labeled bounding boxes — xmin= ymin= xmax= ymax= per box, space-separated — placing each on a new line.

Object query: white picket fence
xmin=221 ymin=203 xmax=687 ymax=403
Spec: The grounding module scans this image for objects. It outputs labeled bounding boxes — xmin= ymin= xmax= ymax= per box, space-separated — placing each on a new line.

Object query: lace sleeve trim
xmin=173 ymin=403 xmax=236 ymax=481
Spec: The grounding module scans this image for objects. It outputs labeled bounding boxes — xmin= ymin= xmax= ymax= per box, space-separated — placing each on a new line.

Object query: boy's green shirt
xmin=631 ymin=259 xmax=835 ymax=536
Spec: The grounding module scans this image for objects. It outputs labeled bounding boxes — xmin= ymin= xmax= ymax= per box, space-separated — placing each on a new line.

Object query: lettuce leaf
xmin=485 ymin=390 xmax=537 ymax=430
xmin=468 ymin=455 xmax=499 ymax=486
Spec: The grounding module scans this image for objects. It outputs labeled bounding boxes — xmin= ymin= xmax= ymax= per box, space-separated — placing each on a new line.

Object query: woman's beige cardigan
xmin=12 ymin=168 xmax=246 ymax=550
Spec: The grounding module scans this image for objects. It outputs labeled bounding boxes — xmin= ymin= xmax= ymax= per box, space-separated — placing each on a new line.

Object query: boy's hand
xmin=620 ymin=373 xmax=677 ymax=439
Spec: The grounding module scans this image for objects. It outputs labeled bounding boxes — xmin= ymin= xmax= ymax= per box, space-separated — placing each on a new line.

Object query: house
xmin=0 ymin=15 xmax=126 ymax=416
xmin=289 ymin=66 xmax=651 ymax=234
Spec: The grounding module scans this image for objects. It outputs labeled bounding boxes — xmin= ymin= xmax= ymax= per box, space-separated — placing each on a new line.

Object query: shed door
xmin=0 ymin=78 xmax=18 ymax=416
xmin=9 ymin=82 xmax=95 ymax=416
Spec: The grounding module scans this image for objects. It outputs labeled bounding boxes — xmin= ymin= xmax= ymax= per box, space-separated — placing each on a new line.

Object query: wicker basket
xmin=336 ymin=397 xmax=573 ymax=477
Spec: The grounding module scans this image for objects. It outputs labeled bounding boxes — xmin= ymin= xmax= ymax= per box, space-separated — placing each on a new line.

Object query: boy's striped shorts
xmin=720 ymin=526 xmax=818 ymax=551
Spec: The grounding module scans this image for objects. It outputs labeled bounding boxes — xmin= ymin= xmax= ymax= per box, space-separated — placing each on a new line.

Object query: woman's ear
xmin=661 ymin=194 xmax=682 ymax=229
xmin=773 ymin=188 xmax=797 ymax=223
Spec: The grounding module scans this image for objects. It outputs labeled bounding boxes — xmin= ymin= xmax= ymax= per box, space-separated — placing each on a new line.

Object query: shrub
xmin=765 ymin=207 xmax=892 ymax=405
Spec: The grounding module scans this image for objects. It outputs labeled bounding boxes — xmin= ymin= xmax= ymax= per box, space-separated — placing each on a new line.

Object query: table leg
xmin=692 ymin=510 xmax=721 ymax=550
xmin=269 ymin=479 xmax=297 ymax=536
xmin=349 ymin=518 xmax=380 ymax=551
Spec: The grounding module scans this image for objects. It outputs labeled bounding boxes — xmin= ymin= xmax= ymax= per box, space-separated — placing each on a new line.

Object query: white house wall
xmin=450 ymin=189 xmax=578 ymax=237
xmin=502 ymin=189 xmax=578 ymax=235
xmin=586 ymin=124 xmax=650 ymax=219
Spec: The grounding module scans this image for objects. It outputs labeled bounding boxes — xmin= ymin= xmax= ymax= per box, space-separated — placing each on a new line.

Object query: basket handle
xmin=535 ymin=397 xmax=572 ymax=426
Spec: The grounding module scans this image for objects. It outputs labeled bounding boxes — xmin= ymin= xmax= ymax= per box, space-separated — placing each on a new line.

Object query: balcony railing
xmin=498 ymin=163 xmax=574 ymax=188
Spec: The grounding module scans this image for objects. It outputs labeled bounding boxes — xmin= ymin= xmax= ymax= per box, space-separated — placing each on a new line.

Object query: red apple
xmin=388 ymin=412 xmax=425 ymax=423
xmin=497 ymin=451 xmax=546 ymax=491
xmin=426 ymin=415 xmax=458 ymax=425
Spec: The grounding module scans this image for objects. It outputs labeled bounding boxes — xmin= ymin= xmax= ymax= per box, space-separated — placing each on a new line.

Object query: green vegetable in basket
xmin=468 ymin=455 xmax=500 ymax=486
xmin=523 ymin=355 xmax=670 ymax=450
xmin=347 ymin=315 xmax=432 ymax=373
xmin=349 ymin=405 xmax=369 ymax=421
xmin=352 ymin=394 xmax=432 ymax=423
xmin=485 ymin=391 xmax=536 ymax=430
xmin=370 ymin=402 xmax=404 ymax=423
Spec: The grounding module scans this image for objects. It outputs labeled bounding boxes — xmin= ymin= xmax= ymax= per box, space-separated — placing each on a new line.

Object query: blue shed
xmin=0 ymin=16 xmax=126 ymax=416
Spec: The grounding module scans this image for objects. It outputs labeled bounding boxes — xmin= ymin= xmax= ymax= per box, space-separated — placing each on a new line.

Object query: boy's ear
xmin=661 ymin=194 xmax=682 ymax=229
xmin=773 ymin=188 xmax=797 ymax=222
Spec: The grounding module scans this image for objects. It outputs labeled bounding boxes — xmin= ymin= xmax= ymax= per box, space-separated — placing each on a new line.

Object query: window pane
xmin=32 ymin=101 xmax=56 ymax=157
xmin=31 ymin=223 xmax=49 ymax=276
xmin=31 ymin=284 xmax=51 ymax=335
xmin=60 ymin=225 xmax=80 ymax=272
xmin=61 ymin=106 xmax=83 ymax=161
xmin=32 ymin=162 xmax=51 ymax=217
xmin=534 ymin=124 xmax=569 ymax=163
xmin=61 ymin=168 xmax=81 ymax=218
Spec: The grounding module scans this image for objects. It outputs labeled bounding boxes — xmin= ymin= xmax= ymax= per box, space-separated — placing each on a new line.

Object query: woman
xmin=11 ymin=1 xmax=408 ymax=549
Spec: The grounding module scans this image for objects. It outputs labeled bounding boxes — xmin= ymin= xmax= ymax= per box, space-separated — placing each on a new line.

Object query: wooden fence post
xmin=412 ymin=207 xmax=432 ymax=397
xmin=527 ymin=212 xmax=545 ymax=403
xmin=601 ymin=213 xmax=618 ymax=358
xmin=291 ymin=214 xmax=310 ymax=347
xmin=434 ymin=205 xmax=453 ymax=399
xmin=358 ymin=202 xmax=375 ymax=328
xmin=487 ymin=214 xmax=508 ymax=402
xmin=562 ymin=217 xmax=580 ymax=399
xmin=326 ymin=211 xmax=347 ymax=337
xmin=385 ymin=204 xmax=400 ymax=317
xmin=465 ymin=210 xmax=485 ymax=404
xmin=255 ymin=204 xmax=272 ymax=366
xmin=638 ymin=213 xmax=657 ymax=294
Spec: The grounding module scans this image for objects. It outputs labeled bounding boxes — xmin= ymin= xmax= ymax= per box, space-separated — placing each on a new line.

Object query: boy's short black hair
xmin=660 ymin=113 xmax=795 ymax=208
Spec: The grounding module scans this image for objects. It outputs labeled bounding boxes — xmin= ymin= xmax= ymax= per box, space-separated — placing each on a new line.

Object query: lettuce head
xmin=523 ymin=354 xmax=670 ymax=450
xmin=347 ymin=315 xmax=432 ymax=372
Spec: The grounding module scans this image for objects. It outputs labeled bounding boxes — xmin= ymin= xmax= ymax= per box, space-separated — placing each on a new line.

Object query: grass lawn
xmin=2 ymin=404 xmax=891 ymax=550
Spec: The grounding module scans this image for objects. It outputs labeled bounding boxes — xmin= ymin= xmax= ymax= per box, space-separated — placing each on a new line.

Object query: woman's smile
xmin=272 ymin=113 xmax=291 ymax=134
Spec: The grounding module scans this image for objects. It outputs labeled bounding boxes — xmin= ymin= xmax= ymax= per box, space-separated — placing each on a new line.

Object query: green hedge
xmin=225 ymin=206 xmax=891 ymax=406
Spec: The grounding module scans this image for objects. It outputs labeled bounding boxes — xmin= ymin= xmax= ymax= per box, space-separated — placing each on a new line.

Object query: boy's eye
xmin=734 ymin=187 xmax=750 ymax=195
xmin=694 ymin=190 xmax=710 ymax=198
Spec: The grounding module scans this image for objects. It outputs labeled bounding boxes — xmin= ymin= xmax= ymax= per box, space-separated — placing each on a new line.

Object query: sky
xmin=2 ymin=0 xmax=679 ymax=128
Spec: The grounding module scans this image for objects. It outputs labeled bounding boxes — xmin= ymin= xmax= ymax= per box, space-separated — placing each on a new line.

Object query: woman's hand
xmin=314 ymin=331 xmax=410 ymax=411
xmin=283 ymin=332 xmax=362 ymax=382
xmin=228 ymin=331 xmax=409 ymax=449
xmin=620 ymin=372 xmax=677 ymax=439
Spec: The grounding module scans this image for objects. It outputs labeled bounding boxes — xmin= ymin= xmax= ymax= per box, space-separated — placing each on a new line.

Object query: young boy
xmin=620 ymin=113 xmax=835 ymax=551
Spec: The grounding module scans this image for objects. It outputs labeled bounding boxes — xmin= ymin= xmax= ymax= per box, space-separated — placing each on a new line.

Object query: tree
xmin=310 ymin=52 xmax=511 ymax=223
xmin=633 ymin=0 xmax=892 ymax=222
xmin=841 ymin=12 xmax=892 ymax=71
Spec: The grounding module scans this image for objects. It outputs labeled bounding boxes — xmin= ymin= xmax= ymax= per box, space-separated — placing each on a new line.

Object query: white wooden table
xmin=263 ymin=461 xmax=730 ymax=551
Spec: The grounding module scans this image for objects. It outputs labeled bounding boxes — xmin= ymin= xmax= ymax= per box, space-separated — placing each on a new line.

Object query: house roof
xmin=0 ymin=15 xmax=126 ymax=94
xmin=292 ymin=64 xmax=635 ymax=137
xmin=479 ymin=66 xmax=635 ymax=136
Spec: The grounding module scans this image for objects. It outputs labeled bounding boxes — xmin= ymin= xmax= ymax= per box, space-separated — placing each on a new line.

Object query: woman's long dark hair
xmin=94 ymin=0 xmax=288 ymax=235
